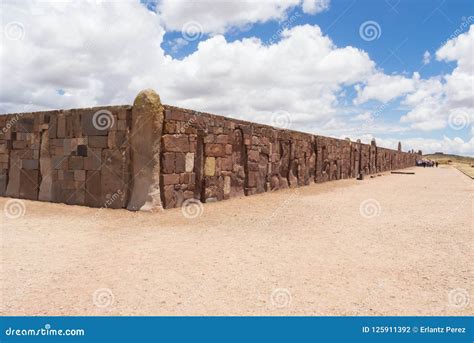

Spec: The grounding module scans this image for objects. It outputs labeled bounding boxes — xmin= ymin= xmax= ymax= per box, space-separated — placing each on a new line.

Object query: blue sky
xmin=162 ymin=0 xmax=466 ymax=76
xmin=2 ymin=0 xmax=473 ymax=155
xmin=158 ymin=0 xmax=472 ymax=144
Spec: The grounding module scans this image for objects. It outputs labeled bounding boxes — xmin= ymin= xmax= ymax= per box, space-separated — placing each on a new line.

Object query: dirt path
xmin=1 ymin=166 xmax=472 ymax=316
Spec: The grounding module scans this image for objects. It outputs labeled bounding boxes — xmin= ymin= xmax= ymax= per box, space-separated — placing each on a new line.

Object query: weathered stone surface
xmin=205 ymin=143 xmax=225 ymax=157
xmin=161 ymin=152 xmax=175 ymax=174
xmin=204 ymin=157 xmax=215 ymax=176
xmin=82 ymin=111 xmax=110 ymax=136
xmin=175 ymin=153 xmax=186 ymax=173
xmin=223 ymin=176 xmax=231 ymax=196
xmin=85 ymin=171 xmax=102 ymax=207
xmin=68 ymin=156 xmax=84 ymax=170
xmin=5 ymin=151 xmax=21 ymax=198
xmin=0 ymin=170 xmax=7 ymax=196
xmin=101 ymin=149 xmax=127 ymax=209
xmin=19 ymin=169 xmax=39 ymax=200
xmin=0 ymin=91 xmax=418 ymax=211
xmin=21 ymin=159 xmax=39 ymax=170
xmin=84 ymin=150 xmax=101 ymax=170
xmin=38 ymin=130 xmax=53 ymax=201
xmin=127 ymin=89 xmax=164 ymax=212
xmin=185 ymin=152 xmax=194 ymax=172
xmin=162 ymin=173 xmax=180 ymax=185
xmin=162 ymin=135 xmax=189 ymax=152
xmin=88 ymin=136 xmax=108 ymax=148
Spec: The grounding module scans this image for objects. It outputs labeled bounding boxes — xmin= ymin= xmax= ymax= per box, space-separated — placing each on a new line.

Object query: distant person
xmin=436 ymin=161 xmax=438 ymax=168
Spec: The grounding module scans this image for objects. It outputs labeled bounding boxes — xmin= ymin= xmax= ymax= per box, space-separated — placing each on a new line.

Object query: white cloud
xmin=354 ymin=25 xmax=473 ymax=134
xmin=157 ymin=0 xmax=329 ymax=35
xmin=399 ymin=26 xmax=474 ymax=131
xmin=352 ymin=112 xmax=372 ymax=122
xmin=354 ymin=72 xmax=417 ymax=105
xmin=301 ymin=0 xmax=330 ymax=14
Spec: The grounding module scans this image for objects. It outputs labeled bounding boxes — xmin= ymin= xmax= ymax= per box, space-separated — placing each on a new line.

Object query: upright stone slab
xmin=38 ymin=130 xmax=53 ymax=201
xmin=127 ymin=89 xmax=164 ymax=211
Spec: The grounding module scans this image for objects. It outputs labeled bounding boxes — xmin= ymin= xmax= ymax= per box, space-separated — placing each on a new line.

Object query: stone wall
xmin=0 ymin=106 xmax=131 ymax=208
xmin=0 ymin=90 xmax=420 ymax=211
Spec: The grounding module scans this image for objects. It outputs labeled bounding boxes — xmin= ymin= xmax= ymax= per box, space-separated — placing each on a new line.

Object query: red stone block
xmin=205 ymin=144 xmax=225 ymax=157
xmin=162 ymin=135 xmax=189 ymax=152
xmin=161 ymin=152 xmax=175 ymax=173
xmin=162 ymin=173 xmax=180 ymax=185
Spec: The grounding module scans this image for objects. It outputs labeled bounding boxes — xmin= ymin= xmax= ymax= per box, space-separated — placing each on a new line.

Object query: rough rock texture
xmin=0 ymin=106 xmax=131 ymax=208
xmin=0 ymin=90 xmax=420 ymax=210
xmin=126 ymin=89 xmax=164 ymax=212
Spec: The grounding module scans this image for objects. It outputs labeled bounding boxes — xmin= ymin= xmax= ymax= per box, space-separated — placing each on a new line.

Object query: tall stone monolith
xmin=127 ymin=89 xmax=164 ymax=212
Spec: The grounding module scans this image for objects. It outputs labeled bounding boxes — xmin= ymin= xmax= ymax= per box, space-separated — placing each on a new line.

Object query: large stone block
xmin=57 ymin=113 xmax=66 ymax=138
xmin=161 ymin=152 xmax=175 ymax=173
xmin=175 ymin=153 xmax=186 ymax=173
xmin=88 ymin=136 xmax=108 ymax=148
xmin=68 ymin=156 xmax=84 ymax=170
xmin=204 ymin=157 xmax=215 ymax=176
xmin=101 ymin=149 xmax=127 ymax=209
xmin=82 ymin=111 xmax=110 ymax=136
xmin=19 ymin=169 xmax=39 ymax=200
xmin=0 ymin=170 xmax=7 ymax=196
xmin=205 ymin=143 xmax=225 ymax=157
xmin=5 ymin=151 xmax=21 ymax=198
xmin=85 ymin=170 xmax=102 ymax=207
xmin=84 ymin=149 xmax=102 ymax=170
xmin=185 ymin=152 xmax=194 ymax=172
xmin=162 ymin=135 xmax=189 ymax=152
xmin=162 ymin=173 xmax=180 ymax=185
xmin=21 ymin=159 xmax=39 ymax=170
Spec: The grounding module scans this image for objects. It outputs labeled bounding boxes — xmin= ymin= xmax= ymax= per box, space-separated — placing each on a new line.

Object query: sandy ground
xmin=0 ymin=166 xmax=472 ymax=316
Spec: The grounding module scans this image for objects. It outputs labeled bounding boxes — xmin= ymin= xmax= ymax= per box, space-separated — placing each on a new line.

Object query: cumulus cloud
xmin=301 ymin=0 xmax=330 ymax=14
xmin=157 ymin=0 xmax=329 ymax=34
xmin=356 ymin=25 xmax=474 ymax=135
xmin=399 ymin=26 xmax=474 ymax=132
xmin=354 ymin=72 xmax=417 ymax=105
